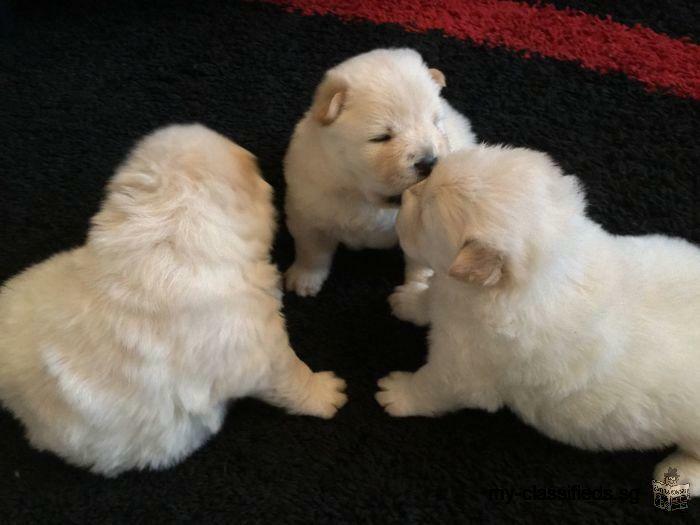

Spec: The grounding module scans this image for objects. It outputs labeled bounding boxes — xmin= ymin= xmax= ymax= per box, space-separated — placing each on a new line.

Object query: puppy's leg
xmin=258 ymin=345 xmax=347 ymax=419
xmin=376 ymin=336 xmax=501 ymax=417
xmin=375 ymin=363 xmax=457 ymax=417
xmin=655 ymin=446 xmax=700 ymax=497
xmin=390 ymin=255 xmax=433 ymax=324
xmin=388 ymin=280 xmax=430 ymax=326
xmin=285 ymin=224 xmax=337 ymax=297
xmin=404 ymin=254 xmax=433 ymax=284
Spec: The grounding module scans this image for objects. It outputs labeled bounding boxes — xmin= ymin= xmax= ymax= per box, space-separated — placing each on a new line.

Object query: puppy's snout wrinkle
xmin=414 ymin=155 xmax=437 ymax=179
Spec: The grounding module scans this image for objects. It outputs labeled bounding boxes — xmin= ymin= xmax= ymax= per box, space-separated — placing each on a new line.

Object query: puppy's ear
xmin=428 ymin=68 xmax=446 ymax=89
xmin=311 ymin=74 xmax=348 ymax=125
xmin=110 ymin=171 xmax=159 ymax=198
xmin=448 ymin=240 xmax=504 ymax=286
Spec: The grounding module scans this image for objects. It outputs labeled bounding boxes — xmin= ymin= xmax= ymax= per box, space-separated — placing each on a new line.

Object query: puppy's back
xmin=0 ymin=124 xmax=276 ymax=474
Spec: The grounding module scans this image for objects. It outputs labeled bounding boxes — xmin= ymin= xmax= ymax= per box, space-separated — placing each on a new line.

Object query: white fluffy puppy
xmin=0 ymin=124 xmax=347 ymax=476
xmin=378 ymin=145 xmax=700 ymax=493
xmin=284 ymin=48 xmax=476 ymax=296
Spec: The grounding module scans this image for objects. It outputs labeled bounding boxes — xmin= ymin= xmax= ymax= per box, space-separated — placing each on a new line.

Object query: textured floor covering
xmin=0 ymin=0 xmax=698 ymax=522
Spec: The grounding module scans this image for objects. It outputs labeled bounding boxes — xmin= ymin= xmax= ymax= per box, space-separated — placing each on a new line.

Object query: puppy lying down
xmin=284 ymin=48 xmax=476 ymax=297
xmin=379 ymin=145 xmax=700 ymax=493
xmin=0 ymin=124 xmax=346 ymax=476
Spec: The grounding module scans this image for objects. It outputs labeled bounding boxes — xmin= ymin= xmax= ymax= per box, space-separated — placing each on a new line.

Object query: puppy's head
xmin=311 ymin=48 xmax=451 ymax=201
xmin=397 ymin=146 xmax=585 ymax=288
xmin=90 ymin=124 xmax=275 ymax=262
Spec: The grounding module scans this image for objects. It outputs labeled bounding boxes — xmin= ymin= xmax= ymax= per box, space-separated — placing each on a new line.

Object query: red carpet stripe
xmin=263 ymin=0 xmax=700 ymax=100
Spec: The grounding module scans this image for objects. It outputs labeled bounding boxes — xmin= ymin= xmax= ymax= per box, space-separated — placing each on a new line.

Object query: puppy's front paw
xmin=285 ymin=264 xmax=329 ymax=297
xmin=376 ymin=371 xmax=421 ymax=417
xmin=297 ymin=371 xmax=348 ymax=419
xmin=389 ymin=282 xmax=429 ymax=326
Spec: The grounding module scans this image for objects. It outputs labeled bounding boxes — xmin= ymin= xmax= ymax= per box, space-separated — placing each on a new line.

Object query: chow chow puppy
xmin=284 ymin=48 xmax=476 ymax=296
xmin=378 ymin=145 xmax=700 ymax=494
xmin=0 ymin=124 xmax=347 ymax=476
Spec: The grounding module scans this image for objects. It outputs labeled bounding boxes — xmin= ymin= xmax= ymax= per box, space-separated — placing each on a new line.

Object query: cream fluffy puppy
xmin=378 ymin=146 xmax=700 ymax=493
xmin=0 ymin=124 xmax=347 ymax=476
xmin=284 ymin=48 xmax=476 ymax=296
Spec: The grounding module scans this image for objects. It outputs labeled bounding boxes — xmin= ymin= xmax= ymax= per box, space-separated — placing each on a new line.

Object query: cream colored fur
xmin=0 ymin=124 xmax=347 ymax=476
xmin=379 ymin=145 xmax=700 ymax=494
xmin=284 ymin=48 xmax=476 ymax=296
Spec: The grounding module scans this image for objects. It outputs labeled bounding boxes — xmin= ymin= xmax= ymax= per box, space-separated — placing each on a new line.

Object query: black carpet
xmin=1 ymin=1 xmax=698 ymax=522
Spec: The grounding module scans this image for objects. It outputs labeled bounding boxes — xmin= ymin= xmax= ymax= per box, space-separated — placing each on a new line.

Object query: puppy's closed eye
xmin=369 ymin=133 xmax=393 ymax=143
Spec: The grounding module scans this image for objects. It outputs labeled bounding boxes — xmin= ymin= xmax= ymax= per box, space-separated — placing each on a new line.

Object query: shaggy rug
xmin=1 ymin=0 xmax=698 ymax=522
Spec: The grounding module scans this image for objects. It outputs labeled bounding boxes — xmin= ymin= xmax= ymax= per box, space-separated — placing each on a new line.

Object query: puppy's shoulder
xmin=284 ymin=128 xmax=342 ymax=196
xmin=441 ymin=99 xmax=476 ymax=151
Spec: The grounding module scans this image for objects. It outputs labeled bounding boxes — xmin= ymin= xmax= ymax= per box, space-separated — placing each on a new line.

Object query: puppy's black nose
xmin=414 ymin=155 xmax=437 ymax=179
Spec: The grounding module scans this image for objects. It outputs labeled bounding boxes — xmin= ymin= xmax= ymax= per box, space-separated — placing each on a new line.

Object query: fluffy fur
xmin=0 ymin=124 xmax=347 ymax=476
xmin=378 ymin=145 xmax=700 ymax=494
xmin=284 ymin=48 xmax=476 ymax=296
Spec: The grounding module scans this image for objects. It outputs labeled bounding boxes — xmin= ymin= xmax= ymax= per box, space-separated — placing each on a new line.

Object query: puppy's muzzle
xmin=414 ymin=155 xmax=437 ymax=180
xmin=385 ymin=194 xmax=402 ymax=205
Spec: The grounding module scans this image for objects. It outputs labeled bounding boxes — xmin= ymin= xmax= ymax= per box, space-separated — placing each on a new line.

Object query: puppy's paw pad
xmin=389 ymin=282 xmax=429 ymax=326
xmin=376 ymin=371 xmax=417 ymax=417
xmin=285 ymin=264 xmax=328 ymax=297
xmin=300 ymin=371 xmax=348 ymax=419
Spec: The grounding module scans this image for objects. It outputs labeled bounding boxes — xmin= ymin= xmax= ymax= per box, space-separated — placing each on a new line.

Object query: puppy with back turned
xmin=284 ymin=48 xmax=476 ymax=297
xmin=379 ymin=145 xmax=700 ymax=493
xmin=0 ymin=124 xmax=347 ymax=476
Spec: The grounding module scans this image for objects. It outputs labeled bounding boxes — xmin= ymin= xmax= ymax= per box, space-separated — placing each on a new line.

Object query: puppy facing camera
xmin=284 ymin=48 xmax=476 ymax=297
xmin=381 ymin=145 xmax=700 ymax=494
xmin=0 ymin=124 xmax=347 ymax=476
